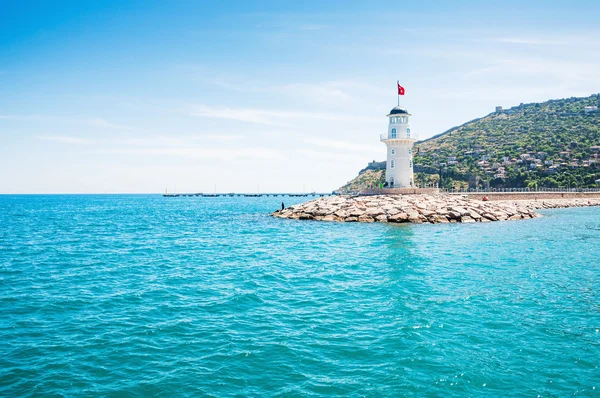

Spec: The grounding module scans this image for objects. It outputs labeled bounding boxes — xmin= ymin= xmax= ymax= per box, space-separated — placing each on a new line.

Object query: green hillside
xmin=336 ymin=162 xmax=385 ymax=194
xmin=414 ymin=94 xmax=600 ymax=189
xmin=338 ymin=94 xmax=600 ymax=192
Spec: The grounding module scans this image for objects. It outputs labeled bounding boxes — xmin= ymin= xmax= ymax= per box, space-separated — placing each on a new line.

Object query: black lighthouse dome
xmin=389 ymin=106 xmax=408 ymax=115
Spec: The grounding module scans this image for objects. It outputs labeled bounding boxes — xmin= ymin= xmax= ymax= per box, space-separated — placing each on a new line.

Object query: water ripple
xmin=0 ymin=195 xmax=599 ymax=396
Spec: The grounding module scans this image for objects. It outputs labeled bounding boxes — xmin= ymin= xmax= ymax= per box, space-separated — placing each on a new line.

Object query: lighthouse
xmin=380 ymin=105 xmax=417 ymax=188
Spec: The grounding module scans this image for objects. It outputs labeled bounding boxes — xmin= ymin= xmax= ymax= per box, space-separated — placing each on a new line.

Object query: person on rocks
xmin=281 ymin=202 xmax=285 ymax=210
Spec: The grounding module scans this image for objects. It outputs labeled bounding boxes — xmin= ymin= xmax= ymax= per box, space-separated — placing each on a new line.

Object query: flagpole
xmin=397 ymin=80 xmax=400 ymax=106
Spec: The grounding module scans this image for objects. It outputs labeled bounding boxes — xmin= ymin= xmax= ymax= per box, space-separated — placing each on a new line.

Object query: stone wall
xmin=360 ymin=188 xmax=440 ymax=196
xmin=272 ymin=194 xmax=600 ymax=224
xmin=455 ymin=192 xmax=600 ymax=201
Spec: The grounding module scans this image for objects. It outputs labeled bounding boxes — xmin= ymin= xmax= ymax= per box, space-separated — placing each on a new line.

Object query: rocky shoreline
xmin=271 ymin=194 xmax=600 ymax=224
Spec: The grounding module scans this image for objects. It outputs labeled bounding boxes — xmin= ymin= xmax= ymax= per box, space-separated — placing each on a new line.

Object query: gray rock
xmin=375 ymin=214 xmax=389 ymax=222
xmin=389 ymin=213 xmax=409 ymax=223
xmin=358 ymin=215 xmax=375 ymax=223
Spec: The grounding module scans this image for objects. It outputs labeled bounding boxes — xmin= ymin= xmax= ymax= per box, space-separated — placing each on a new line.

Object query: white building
xmin=584 ymin=106 xmax=598 ymax=113
xmin=380 ymin=106 xmax=417 ymax=187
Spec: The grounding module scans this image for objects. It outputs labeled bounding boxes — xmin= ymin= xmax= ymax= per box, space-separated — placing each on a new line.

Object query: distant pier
xmin=163 ymin=193 xmax=332 ymax=198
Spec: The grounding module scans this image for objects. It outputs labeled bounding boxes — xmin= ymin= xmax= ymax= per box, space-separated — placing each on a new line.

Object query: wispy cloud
xmin=0 ymin=114 xmax=44 ymax=121
xmin=463 ymin=57 xmax=600 ymax=85
xmin=295 ymin=149 xmax=369 ymax=163
xmin=0 ymin=114 xmax=132 ymax=130
xmin=87 ymin=117 xmax=130 ymax=130
xmin=298 ymin=24 xmax=327 ymax=31
xmin=36 ymin=135 xmax=93 ymax=144
xmin=482 ymin=34 xmax=600 ymax=47
xmin=190 ymin=105 xmax=379 ymax=125
xmin=121 ymin=134 xmax=244 ymax=147
xmin=207 ymin=77 xmax=372 ymax=104
xmin=304 ymin=137 xmax=381 ymax=153
xmin=101 ymin=146 xmax=285 ymax=161
xmin=490 ymin=37 xmax=564 ymax=46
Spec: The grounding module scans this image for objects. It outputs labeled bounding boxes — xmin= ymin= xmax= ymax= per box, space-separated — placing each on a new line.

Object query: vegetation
xmin=338 ymin=94 xmax=600 ymax=192
xmin=414 ymin=94 xmax=600 ymax=189
xmin=336 ymin=168 xmax=384 ymax=194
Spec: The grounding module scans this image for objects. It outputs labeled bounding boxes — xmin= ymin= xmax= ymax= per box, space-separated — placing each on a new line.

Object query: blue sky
xmin=2 ymin=0 xmax=600 ymax=193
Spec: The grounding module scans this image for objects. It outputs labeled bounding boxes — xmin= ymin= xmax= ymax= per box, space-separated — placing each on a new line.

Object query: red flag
xmin=398 ymin=83 xmax=405 ymax=96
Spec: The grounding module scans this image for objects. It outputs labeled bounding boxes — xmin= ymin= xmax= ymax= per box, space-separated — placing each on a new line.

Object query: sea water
xmin=0 ymin=195 xmax=598 ymax=396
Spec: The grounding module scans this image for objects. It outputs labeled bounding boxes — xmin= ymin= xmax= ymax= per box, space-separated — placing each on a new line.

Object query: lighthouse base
xmin=359 ymin=187 xmax=440 ymax=196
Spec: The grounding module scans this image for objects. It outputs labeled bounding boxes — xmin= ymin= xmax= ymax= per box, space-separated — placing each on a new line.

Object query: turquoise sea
xmin=0 ymin=195 xmax=599 ymax=397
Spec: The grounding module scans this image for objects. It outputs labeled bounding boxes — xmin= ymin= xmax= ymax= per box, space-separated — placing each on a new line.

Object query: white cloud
xmin=119 ymin=134 xmax=245 ymax=148
xmin=490 ymin=37 xmax=564 ymax=46
xmin=463 ymin=57 xmax=600 ymax=86
xmin=304 ymin=137 xmax=381 ymax=153
xmin=298 ymin=24 xmax=326 ymax=31
xmin=100 ymin=146 xmax=285 ymax=161
xmin=0 ymin=114 xmax=131 ymax=130
xmin=208 ymin=78 xmax=374 ymax=104
xmin=190 ymin=105 xmax=379 ymax=125
xmin=204 ymin=134 xmax=243 ymax=143
xmin=87 ymin=117 xmax=130 ymax=130
xmin=36 ymin=135 xmax=93 ymax=144
xmin=295 ymin=149 xmax=368 ymax=163
xmin=0 ymin=114 xmax=43 ymax=121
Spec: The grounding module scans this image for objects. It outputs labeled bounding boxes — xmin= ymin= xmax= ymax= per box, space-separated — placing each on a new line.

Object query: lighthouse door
xmin=389 ymin=177 xmax=394 ymax=187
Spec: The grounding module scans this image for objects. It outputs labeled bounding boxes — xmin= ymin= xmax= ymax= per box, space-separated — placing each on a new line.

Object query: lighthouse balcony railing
xmin=380 ymin=133 xmax=417 ymax=141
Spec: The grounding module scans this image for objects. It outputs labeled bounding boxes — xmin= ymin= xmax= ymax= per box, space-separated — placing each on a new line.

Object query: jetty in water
xmin=163 ymin=192 xmax=332 ymax=198
xmin=272 ymin=193 xmax=600 ymax=224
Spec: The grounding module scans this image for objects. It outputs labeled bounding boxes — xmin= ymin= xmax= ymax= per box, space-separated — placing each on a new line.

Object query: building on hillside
xmin=560 ymin=151 xmax=572 ymax=158
xmin=495 ymin=106 xmax=503 ymax=113
xmin=584 ymin=106 xmax=598 ymax=113
xmin=380 ymin=106 xmax=417 ymax=187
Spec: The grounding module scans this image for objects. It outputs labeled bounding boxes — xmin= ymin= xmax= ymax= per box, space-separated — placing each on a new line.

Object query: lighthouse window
xmin=408 ymin=148 xmax=412 ymax=155
xmin=406 ymin=128 xmax=411 ymax=138
xmin=409 ymin=160 xmax=413 ymax=168
xmin=391 ymin=149 xmax=396 ymax=155
xmin=391 ymin=128 xmax=396 ymax=138
xmin=391 ymin=159 xmax=395 ymax=169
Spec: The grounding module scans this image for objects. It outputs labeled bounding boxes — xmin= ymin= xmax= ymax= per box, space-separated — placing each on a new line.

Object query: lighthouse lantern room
xmin=380 ymin=105 xmax=417 ymax=188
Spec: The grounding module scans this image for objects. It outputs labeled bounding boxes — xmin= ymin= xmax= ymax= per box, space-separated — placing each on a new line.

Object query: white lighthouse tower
xmin=380 ymin=105 xmax=417 ymax=188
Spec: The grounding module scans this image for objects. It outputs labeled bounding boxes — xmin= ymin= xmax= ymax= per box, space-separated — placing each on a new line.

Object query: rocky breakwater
xmin=271 ymin=194 xmax=600 ymax=224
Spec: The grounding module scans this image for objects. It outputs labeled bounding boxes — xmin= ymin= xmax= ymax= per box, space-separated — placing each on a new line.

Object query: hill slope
xmin=336 ymin=162 xmax=385 ymax=194
xmin=339 ymin=94 xmax=600 ymax=191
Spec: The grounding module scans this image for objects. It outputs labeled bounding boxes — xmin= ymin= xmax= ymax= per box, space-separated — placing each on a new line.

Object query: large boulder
xmin=389 ymin=212 xmax=409 ymax=223
xmin=358 ymin=215 xmax=375 ymax=223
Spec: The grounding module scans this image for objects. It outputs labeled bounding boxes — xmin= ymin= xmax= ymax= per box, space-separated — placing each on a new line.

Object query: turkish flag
xmin=398 ymin=83 xmax=405 ymax=96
